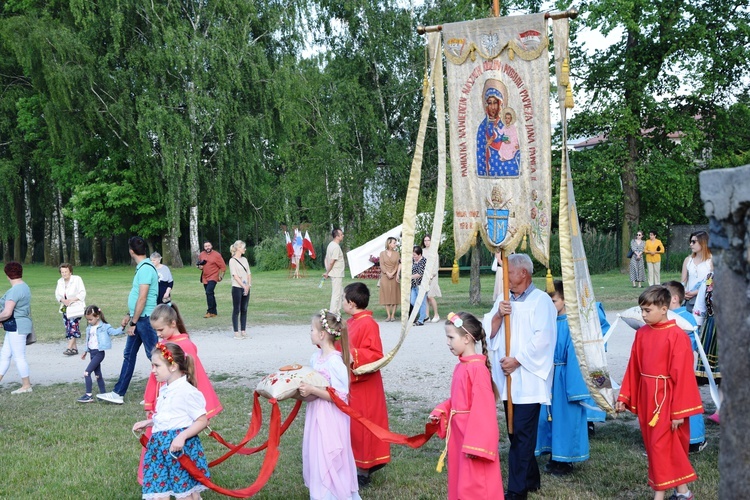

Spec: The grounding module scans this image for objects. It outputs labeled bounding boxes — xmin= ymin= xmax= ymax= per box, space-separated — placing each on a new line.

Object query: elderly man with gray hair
xmin=482 ymin=253 xmax=556 ymax=500
xmin=149 ymin=252 xmax=173 ymax=305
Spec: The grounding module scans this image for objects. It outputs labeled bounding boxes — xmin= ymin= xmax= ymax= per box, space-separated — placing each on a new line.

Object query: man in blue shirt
xmin=98 ymin=236 xmax=159 ymax=404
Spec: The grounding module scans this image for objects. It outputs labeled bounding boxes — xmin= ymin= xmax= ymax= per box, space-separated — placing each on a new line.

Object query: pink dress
xmin=303 ymin=350 xmax=361 ymax=500
xmin=431 ymin=354 xmax=504 ymax=500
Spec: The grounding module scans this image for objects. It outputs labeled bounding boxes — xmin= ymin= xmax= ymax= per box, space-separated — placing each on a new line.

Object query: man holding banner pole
xmin=484 ymin=253 xmax=556 ymax=499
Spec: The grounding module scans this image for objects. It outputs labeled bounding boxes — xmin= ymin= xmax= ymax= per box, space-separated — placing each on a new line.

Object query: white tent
xmin=346 ymin=225 xmax=403 ymax=279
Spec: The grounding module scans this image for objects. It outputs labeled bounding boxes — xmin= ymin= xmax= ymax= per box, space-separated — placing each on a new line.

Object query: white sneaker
xmin=96 ymin=391 xmax=124 ymax=404
xmin=431 ymin=315 xmax=441 ymax=323
xmin=11 ymin=386 xmax=33 ymax=394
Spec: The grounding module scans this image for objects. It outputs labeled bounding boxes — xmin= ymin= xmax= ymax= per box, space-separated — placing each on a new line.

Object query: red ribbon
xmin=177 ymin=399 xmax=282 ymax=498
xmin=137 ymin=391 xmax=288 ymax=498
xmin=326 ymin=387 xmax=439 ymax=448
xmin=207 ymin=394 xmax=301 ymax=467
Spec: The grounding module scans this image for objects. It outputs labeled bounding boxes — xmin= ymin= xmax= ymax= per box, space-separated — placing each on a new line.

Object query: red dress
xmin=617 ymin=320 xmax=703 ymax=491
xmin=143 ymin=334 xmax=223 ymax=418
xmin=431 ymin=355 xmax=504 ymax=500
xmin=346 ymin=310 xmax=391 ymax=469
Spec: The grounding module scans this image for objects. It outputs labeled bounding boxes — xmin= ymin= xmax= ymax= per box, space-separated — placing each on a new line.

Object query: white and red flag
xmin=303 ymin=231 xmax=316 ymax=259
xmin=285 ymin=231 xmax=293 ymax=259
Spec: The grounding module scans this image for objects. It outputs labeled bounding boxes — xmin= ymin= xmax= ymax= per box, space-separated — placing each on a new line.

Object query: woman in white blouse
xmin=55 ymin=263 xmax=86 ymax=356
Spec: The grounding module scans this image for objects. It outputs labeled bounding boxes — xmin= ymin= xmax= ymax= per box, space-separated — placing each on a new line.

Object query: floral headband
xmin=319 ymin=309 xmax=342 ymax=339
xmin=156 ymin=342 xmax=174 ymax=364
xmin=446 ymin=312 xmax=476 ymax=342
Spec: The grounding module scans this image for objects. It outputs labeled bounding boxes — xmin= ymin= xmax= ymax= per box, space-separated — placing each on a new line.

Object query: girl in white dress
xmin=298 ymin=310 xmax=361 ymax=500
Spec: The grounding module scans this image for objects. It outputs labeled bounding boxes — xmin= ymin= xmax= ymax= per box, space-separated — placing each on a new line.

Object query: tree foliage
xmin=0 ymin=0 xmax=748 ymax=268
xmin=566 ymin=0 xmax=750 ymax=261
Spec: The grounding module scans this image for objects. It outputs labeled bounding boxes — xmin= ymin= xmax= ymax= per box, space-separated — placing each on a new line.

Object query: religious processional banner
xmin=443 ymin=14 xmax=551 ymax=265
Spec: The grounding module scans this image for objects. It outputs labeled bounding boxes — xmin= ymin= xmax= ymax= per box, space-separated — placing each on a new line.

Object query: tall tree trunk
xmin=72 ymin=219 xmax=81 ymax=266
xmin=337 ymin=175 xmax=344 ymax=229
xmin=166 ymin=224 xmax=184 ymax=268
xmin=469 ymin=235 xmax=481 ymax=305
xmin=23 ymin=178 xmax=34 ymax=264
xmin=189 ymin=203 xmax=199 ymax=264
xmin=2 ymin=239 xmax=10 ymax=262
xmin=92 ymin=236 xmax=103 ymax=266
xmin=165 ymin=196 xmax=183 ymax=267
xmin=44 ymin=216 xmax=51 ymax=265
xmin=58 ymin=191 xmax=68 ymax=264
xmin=105 ymin=237 xmax=114 ymax=266
xmin=14 ymin=238 xmax=21 ymax=263
xmin=49 ymin=206 xmax=61 ymax=267
xmin=620 ymin=133 xmax=641 ymax=270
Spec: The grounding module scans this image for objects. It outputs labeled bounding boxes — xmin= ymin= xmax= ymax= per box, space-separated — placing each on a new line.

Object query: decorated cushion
xmin=618 ymin=306 xmax=696 ymax=332
xmin=255 ymin=364 xmax=329 ymax=401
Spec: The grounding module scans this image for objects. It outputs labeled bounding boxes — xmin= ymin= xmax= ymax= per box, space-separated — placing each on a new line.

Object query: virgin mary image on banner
xmin=476 ymin=78 xmax=520 ymax=178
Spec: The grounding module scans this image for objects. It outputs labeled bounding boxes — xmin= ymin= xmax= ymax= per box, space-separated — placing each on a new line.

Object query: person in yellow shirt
xmin=644 ymin=231 xmax=665 ymax=286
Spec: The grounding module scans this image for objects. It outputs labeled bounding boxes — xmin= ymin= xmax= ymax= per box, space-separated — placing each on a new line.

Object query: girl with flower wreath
xmin=298 ymin=309 xmax=361 ymax=500
xmin=133 ymin=342 xmax=210 ymax=500
xmin=429 ymin=312 xmax=503 ymax=499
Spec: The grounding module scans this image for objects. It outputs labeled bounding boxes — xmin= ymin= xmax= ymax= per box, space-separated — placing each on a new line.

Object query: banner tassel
xmin=546 ymin=269 xmax=554 ymax=293
xmin=560 ymin=57 xmax=570 ymax=87
xmin=565 ymin=85 xmax=575 ymax=109
xmin=520 ymin=234 xmax=527 ymax=251
xmin=451 ymin=259 xmax=459 ymax=284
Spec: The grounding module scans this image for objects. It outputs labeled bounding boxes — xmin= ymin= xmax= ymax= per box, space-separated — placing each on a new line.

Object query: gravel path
xmin=2 ymin=312 xmax=638 ymax=404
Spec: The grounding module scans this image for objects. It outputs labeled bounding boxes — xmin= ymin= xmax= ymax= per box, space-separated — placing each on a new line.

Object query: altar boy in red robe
xmin=342 ymin=282 xmax=391 ymax=487
xmin=616 ymin=286 xmax=703 ymax=500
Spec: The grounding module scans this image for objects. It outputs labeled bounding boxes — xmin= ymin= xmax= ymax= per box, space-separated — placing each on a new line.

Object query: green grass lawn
xmin=18 ymin=264 xmax=676 ymax=341
xmin=0 ymin=382 xmax=719 ymax=499
xmin=1 ymin=264 xmax=715 ymax=499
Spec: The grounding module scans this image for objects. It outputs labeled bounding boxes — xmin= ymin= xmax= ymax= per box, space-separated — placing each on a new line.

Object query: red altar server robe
xmin=143 ymin=334 xmax=223 ymax=419
xmin=346 ymin=310 xmax=391 ymax=469
xmin=431 ymin=355 xmax=504 ymax=500
xmin=617 ymin=320 xmax=703 ymax=491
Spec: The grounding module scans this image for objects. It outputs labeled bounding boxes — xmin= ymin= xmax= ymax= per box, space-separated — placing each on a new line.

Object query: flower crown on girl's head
xmin=156 ymin=342 xmax=174 ymax=364
xmin=319 ymin=309 xmax=342 ymax=339
xmin=446 ymin=312 xmax=476 ymax=342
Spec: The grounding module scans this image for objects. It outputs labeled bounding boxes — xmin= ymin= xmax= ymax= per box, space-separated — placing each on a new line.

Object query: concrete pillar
xmin=699 ymin=164 xmax=750 ymax=497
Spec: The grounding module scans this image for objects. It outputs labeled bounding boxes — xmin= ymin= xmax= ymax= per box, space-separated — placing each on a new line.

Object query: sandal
xmin=64 ymin=348 xmax=78 ymax=356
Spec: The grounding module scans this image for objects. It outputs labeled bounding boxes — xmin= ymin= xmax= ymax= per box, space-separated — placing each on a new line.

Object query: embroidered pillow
xmin=618 ymin=306 xmax=696 ymax=332
xmin=256 ymin=364 xmax=329 ymax=401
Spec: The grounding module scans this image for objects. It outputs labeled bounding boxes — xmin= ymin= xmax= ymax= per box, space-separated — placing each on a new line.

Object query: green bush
xmin=253 ymin=234 xmax=291 ymax=271
xmin=663 ymin=250 xmax=689 ymax=273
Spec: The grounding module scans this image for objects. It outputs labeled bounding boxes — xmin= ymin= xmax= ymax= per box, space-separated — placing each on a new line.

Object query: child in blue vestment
xmin=535 ymin=280 xmax=591 ymax=475
xmin=664 ymin=281 xmax=706 ymax=453
xmin=585 ymin=302 xmax=610 ymax=431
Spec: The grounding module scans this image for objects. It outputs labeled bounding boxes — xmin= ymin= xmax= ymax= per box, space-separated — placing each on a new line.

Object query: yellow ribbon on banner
xmin=354 ymin=32 xmax=447 ymax=375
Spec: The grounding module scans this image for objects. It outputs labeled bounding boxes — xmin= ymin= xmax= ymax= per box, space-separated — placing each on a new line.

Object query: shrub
xmin=254 ymin=234 xmax=291 ymax=272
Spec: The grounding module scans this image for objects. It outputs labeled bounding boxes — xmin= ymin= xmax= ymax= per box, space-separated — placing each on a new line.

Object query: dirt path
xmin=3 ymin=312 xmax=638 ymax=403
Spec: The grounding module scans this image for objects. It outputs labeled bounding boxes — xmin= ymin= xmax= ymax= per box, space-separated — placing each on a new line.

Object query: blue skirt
xmin=142 ymin=428 xmax=210 ymax=499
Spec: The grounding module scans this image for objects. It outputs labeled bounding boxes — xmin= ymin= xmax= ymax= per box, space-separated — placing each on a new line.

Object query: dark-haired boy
xmin=616 ymin=286 xmax=702 ymax=500
xmin=342 ymin=282 xmax=391 ymax=487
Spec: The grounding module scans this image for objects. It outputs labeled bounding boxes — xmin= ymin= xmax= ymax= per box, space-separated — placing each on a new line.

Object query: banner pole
xmin=503 ymin=250 xmax=513 ymax=434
